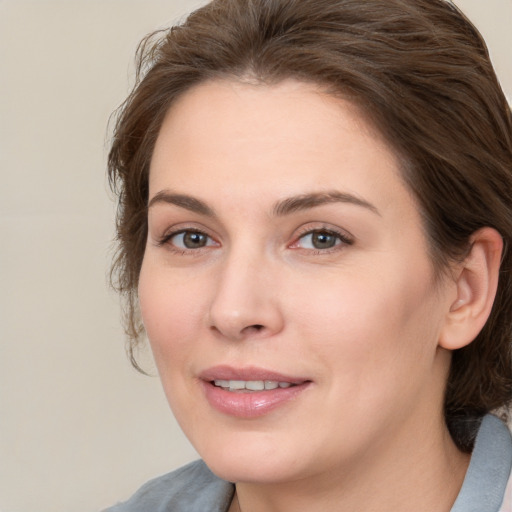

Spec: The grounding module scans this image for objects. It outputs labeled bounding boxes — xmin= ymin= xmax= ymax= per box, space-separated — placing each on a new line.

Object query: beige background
xmin=0 ymin=1 xmax=510 ymax=511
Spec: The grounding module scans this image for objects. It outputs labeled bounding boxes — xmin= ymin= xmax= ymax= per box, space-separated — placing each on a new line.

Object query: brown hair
xmin=108 ymin=0 xmax=512 ymax=450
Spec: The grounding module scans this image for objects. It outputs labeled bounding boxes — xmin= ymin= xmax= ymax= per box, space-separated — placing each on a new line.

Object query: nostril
xmin=243 ymin=324 xmax=264 ymax=334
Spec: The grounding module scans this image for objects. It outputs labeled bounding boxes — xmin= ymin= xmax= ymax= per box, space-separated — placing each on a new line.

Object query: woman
xmin=105 ymin=0 xmax=512 ymax=510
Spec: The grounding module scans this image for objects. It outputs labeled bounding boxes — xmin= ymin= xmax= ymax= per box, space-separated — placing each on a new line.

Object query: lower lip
xmin=201 ymin=381 xmax=311 ymax=418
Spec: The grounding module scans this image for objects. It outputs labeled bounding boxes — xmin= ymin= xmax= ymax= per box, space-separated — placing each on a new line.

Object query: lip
xmin=199 ymin=365 xmax=312 ymax=419
xmin=200 ymin=365 xmax=309 ymax=384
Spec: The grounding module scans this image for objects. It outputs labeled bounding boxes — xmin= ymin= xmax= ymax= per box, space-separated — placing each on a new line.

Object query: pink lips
xmin=199 ymin=365 xmax=311 ymax=419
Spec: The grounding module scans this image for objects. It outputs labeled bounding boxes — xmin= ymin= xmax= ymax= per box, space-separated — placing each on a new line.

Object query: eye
xmin=165 ymin=230 xmax=217 ymax=250
xmin=294 ymin=229 xmax=353 ymax=251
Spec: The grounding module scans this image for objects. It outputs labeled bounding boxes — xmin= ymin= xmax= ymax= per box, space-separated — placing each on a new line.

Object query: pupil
xmin=184 ymin=232 xmax=206 ymax=248
xmin=313 ymin=232 xmax=336 ymax=249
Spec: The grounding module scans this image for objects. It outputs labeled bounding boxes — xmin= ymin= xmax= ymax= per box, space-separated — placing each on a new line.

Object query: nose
xmin=208 ymin=251 xmax=284 ymax=341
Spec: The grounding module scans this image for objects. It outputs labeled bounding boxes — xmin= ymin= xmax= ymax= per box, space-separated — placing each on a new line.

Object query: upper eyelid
xmin=293 ymin=224 xmax=354 ymax=241
xmin=166 ymin=226 xmax=210 ymax=237
xmin=156 ymin=222 xmax=218 ymax=239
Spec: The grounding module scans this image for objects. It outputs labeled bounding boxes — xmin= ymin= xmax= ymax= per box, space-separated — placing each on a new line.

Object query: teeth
xmin=246 ymin=381 xmax=264 ymax=391
xmin=213 ymin=380 xmax=294 ymax=391
xmin=229 ymin=380 xmax=246 ymax=390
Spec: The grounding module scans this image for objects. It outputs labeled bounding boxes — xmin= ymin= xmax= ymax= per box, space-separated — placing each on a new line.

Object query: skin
xmin=139 ymin=79 xmax=472 ymax=512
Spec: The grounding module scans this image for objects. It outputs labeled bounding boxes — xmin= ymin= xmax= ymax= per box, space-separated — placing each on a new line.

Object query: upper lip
xmin=199 ymin=365 xmax=310 ymax=384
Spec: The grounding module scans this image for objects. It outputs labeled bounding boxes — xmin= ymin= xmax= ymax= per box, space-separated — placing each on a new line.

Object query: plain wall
xmin=0 ymin=1 xmax=510 ymax=511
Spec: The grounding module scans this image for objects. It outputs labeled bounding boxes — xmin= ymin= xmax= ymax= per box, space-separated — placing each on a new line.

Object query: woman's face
xmin=139 ymin=79 xmax=456 ymax=484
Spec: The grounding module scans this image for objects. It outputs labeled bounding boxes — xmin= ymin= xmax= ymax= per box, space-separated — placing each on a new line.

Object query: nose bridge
xmin=208 ymin=240 xmax=283 ymax=340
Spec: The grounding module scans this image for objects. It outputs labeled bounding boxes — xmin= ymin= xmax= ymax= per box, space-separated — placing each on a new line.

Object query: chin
xmin=195 ymin=432 xmax=307 ymax=484
xmin=205 ymin=456 xmax=301 ymax=485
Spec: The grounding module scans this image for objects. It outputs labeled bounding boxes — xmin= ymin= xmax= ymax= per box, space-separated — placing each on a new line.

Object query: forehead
xmin=149 ymin=79 xmax=414 ymax=217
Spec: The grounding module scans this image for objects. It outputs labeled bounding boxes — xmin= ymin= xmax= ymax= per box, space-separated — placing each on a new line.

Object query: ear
xmin=439 ymin=227 xmax=503 ymax=350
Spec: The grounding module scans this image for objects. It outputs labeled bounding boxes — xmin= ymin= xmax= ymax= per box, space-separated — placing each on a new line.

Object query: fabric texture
xmin=103 ymin=460 xmax=234 ymax=512
xmin=451 ymin=414 xmax=512 ymax=512
xmin=103 ymin=414 xmax=512 ymax=512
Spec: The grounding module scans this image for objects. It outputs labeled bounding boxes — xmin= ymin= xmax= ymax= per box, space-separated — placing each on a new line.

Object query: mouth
xmin=199 ymin=366 xmax=312 ymax=418
xmin=211 ymin=379 xmax=296 ymax=392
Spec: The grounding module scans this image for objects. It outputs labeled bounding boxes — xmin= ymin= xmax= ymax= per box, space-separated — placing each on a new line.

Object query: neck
xmin=230 ymin=414 xmax=470 ymax=512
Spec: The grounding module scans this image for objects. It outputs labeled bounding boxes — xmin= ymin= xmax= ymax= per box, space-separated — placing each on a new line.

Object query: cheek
xmin=138 ymin=260 xmax=207 ymax=368
xmin=138 ymin=259 xmax=222 ymax=436
xmin=291 ymin=260 xmax=442 ymax=380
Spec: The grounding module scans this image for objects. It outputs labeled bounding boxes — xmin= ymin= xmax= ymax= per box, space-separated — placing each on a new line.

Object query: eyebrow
xmin=273 ymin=191 xmax=380 ymax=217
xmin=148 ymin=191 xmax=216 ymax=217
xmin=147 ymin=189 xmax=380 ymax=217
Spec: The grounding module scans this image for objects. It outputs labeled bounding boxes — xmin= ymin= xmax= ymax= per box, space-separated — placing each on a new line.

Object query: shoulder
xmin=102 ymin=460 xmax=234 ymax=512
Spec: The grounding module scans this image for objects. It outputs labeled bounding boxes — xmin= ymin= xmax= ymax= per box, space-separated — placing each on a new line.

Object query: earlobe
xmin=439 ymin=227 xmax=503 ymax=350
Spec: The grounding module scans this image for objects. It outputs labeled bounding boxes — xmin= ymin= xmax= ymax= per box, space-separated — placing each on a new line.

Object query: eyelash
xmin=156 ymin=228 xmax=217 ymax=254
xmin=291 ymin=226 xmax=354 ymax=254
xmin=156 ymin=226 xmax=354 ymax=255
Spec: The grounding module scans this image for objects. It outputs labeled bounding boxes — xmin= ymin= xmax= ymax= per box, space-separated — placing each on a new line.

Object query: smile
xmin=200 ymin=366 xmax=312 ymax=418
xmin=213 ymin=380 xmax=294 ymax=391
